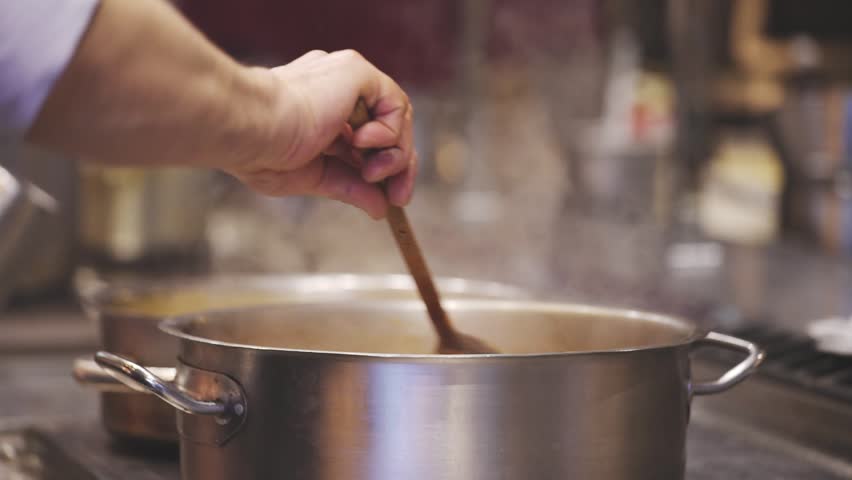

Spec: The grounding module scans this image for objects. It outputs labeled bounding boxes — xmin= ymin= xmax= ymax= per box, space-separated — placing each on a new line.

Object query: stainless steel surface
xmin=9 ymin=145 xmax=79 ymax=297
xmin=6 ymin=415 xmax=851 ymax=480
xmin=95 ymin=300 xmax=759 ymax=480
xmin=0 ymin=166 xmax=57 ymax=308
xmin=78 ymin=166 xmax=213 ymax=265
xmin=691 ymin=331 xmax=765 ymax=395
xmin=0 ymin=349 xmax=843 ymax=480
xmin=73 ymin=357 xmax=175 ymax=393
xmin=94 ymin=352 xmax=237 ymax=418
xmin=94 ymin=353 xmax=247 ymax=447
xmin=75 ymin=273 xmax=529 ymax=443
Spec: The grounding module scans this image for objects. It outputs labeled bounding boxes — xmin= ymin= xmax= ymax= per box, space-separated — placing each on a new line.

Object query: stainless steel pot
xmin=3 ymin=145 xmax=78 ymax=298
xmin=73 ymin=274 xmax=529 ymax=443
xmin=0 ymin=166 xmax=57 ymax=308
xmin=77 ymin=166 xmax=214 ymax=265
xmin=91 ymin=300 xmax=762 ymax=480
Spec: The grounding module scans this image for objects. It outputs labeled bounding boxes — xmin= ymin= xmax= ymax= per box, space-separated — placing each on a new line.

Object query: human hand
xmin=226 ymin=50 xmax=416 ymax=219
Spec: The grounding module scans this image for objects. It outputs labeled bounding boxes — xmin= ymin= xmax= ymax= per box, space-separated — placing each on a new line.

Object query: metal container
xmin=73 ymin=274 xmax=528 ymax=443
xmin=4 ymin=144 xmax=79 ymax=298
xmin=92 ymin=300 xmax=761 ymax=480
xmin=78 ymin=166 xmax=213 ymax=266
xmin=0 ymin=166 xmax=57 ymax=308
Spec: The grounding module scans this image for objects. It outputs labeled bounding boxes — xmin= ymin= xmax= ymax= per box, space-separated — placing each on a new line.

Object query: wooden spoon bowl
xmin=348 ymin=99 xmax=498 ymax=355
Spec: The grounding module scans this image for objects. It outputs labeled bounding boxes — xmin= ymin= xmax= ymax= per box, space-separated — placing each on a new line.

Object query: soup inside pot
xmin=95 ymin=276 xmax=525 ymax=317
xmin=167 ymin=301 xmax=697 ymax=355
xmin=105 ymin=290 xmax=288 ymax=316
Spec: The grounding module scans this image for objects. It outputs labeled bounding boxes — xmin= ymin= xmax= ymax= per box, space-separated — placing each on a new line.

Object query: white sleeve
xmin=0 ymin=0 xmax=99 ymax=140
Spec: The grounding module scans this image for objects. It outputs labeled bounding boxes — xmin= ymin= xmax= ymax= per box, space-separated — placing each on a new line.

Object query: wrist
xmin=217 ymin=65 xmax=282 ymax=171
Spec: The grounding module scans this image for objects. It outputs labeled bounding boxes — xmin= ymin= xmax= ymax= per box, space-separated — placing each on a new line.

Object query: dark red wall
xmin=179 ymin=0 xmax=602 ymax=88
xmin=180 ymin=1 xmax=460 ymax=88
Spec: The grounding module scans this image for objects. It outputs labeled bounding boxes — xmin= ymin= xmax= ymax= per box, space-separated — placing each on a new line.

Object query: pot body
xmin=2 ymin=145 xmax=78 ymax=299
xmin=95 ymin=301 xmax=760 ymax=480
xmin=0 ymin=165 xmax=58 ymax=308
xmin=177 ymin=340 xmax=691 ymax=480
xmin=78 ymin=166 xmax=213 ymax=266
xmin=77 ymin=274 xmax=528 ymax=443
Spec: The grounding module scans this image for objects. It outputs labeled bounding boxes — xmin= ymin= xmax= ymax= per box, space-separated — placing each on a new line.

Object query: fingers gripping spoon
xmin=348 ymin=99 xmax=497 ymax=354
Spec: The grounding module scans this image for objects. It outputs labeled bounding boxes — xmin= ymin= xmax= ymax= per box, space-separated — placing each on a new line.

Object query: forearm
xmin=22 ymin=0 xmax=415 ymax=217
xmin=27 ymin=0 xmax=276 ymax=169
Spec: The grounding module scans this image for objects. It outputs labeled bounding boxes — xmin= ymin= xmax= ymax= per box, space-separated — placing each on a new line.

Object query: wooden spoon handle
xmin=348 ymin=98 xmax=371 ymax=131
xmin=384 ymin=205 xmax=456 ymax=341
xmin=347 ymin=99 xmax=456 ymax=343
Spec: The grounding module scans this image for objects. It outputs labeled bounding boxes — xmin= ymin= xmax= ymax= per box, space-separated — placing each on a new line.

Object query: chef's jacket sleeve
xmin=0 ymin=0 xmax=99 ymax=140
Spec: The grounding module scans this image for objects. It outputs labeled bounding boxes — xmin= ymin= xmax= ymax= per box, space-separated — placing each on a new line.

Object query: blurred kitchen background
xmin=7 ymin=0 xmax=852 ymax=324
xmin=3 ymin=1 xmax=852 ymax=475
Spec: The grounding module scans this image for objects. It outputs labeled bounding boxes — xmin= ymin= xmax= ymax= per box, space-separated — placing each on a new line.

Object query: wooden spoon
xmin=348 ymin=99 xmax=497 ymax=354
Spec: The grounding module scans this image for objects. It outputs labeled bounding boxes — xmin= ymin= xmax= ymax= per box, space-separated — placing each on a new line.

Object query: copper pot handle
xmin=691 ymin=332 xmax=765 ymax=395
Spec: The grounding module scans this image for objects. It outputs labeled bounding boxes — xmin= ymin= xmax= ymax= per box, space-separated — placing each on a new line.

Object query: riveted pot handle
xmin=73 ymin=356 xmax=176 ymax=393
xmin=691 ymin=332 xmax=765 ymax=395
xmin=94 ymin=352 xmax=245 ymax=418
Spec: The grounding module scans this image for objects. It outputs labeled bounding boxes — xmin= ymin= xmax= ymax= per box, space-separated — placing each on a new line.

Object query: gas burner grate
xmin=0 ymin=429 xmax=97 ymax=480
xmin=696 ymin=323 xmax=852 ymax=403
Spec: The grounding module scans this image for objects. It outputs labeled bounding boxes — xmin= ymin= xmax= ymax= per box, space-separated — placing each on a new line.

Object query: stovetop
xmin=1 ymin=351 xmax=850 ymax=480
xmin=695 ymin=321 xmax=852 ymax=462
xmin=704 ymin=322 xmax=852 ymax=405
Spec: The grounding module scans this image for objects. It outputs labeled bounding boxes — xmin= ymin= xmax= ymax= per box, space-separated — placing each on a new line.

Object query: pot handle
xmin=73 ymin=356 xmax=176 ymax=393
xmin=94 ymin=352 xmax=244 ymax=418
xmin=691 ymin=332 xmax=765 ymax=395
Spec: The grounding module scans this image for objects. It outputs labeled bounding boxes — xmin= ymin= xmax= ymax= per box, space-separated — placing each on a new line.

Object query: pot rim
xmin=158 ymin=299 xmax=707 ymax=360
xmin=77 ymin=272 xmax=530 ymax=320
